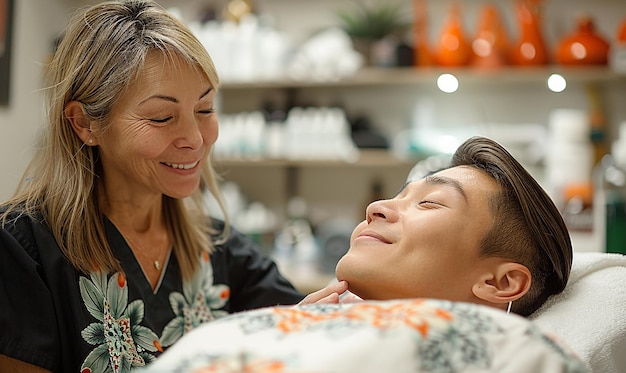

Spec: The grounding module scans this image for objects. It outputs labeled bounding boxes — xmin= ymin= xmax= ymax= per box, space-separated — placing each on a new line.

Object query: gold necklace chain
xmin=123 ymin=233 xmax=170 ymax=272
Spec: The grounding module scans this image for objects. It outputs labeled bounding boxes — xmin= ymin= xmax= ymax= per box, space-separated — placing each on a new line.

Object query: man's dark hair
xmin=451 ymin=136 xmax=572 ymax=316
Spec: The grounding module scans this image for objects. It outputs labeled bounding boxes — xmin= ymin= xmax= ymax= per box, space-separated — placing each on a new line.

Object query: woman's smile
xmin=161 ymin=160 xmax=200 ymax=170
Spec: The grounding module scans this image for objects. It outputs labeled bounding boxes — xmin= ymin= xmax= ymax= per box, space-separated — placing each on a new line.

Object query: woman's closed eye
xmin=149 ymin=116 xmax=172 ymax=124
xmin=197 ymin=108 xmax=215 ymax=115
xmin=147 ymin=108 xmax=214 ymax=124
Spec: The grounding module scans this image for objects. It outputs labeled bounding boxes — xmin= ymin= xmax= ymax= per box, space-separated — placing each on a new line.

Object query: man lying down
xmin=141 ymin=136 xmax=586 ymax=373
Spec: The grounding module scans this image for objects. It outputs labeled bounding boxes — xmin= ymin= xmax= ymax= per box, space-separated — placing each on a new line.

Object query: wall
xmin=0 ymin=0 xmax=70 ymax=200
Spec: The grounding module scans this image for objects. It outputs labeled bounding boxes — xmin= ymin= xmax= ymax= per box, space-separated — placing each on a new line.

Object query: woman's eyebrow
xmin=423 ymin=175 xmax=468 ymax=202
xmin=199 ymin=87 xmax=213 ymax=99
xmin=139 ymin=87 xmax=213 ymax=106
xmin=139 ymin=94 xmax=177 ymax=105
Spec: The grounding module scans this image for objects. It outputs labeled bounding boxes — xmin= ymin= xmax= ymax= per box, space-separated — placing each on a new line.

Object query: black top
xmin=0 ymin=211 xmax=304 ymax=372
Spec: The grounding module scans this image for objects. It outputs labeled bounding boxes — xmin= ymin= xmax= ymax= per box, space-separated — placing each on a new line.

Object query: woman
xmin=0 ymin=1 xmax=345 ymax=372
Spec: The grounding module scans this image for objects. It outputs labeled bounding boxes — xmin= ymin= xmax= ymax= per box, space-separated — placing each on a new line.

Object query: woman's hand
xmin=298 ymin=280 xmax=350 ymax=305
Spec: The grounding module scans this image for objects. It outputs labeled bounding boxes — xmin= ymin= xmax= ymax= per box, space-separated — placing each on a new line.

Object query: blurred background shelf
xmin=215 ymin=149 xmax=414 ymax=167
xmin=221 ymin=66 xmax=626 ymax=89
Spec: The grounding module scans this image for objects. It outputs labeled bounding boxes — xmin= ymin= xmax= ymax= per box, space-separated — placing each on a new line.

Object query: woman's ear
xmin=472 ymin=262 xmax=531 ymax=305
xmin=65 ymin=101 xmax=95 ymax=145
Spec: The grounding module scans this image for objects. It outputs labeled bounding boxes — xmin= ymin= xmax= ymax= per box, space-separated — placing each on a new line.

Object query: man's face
xmin=335 ymin=165 xmax=500 ymax=302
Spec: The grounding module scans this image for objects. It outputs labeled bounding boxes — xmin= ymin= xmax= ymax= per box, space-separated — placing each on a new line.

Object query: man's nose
xmin=366 ymin=199 xmax=399 ymax=224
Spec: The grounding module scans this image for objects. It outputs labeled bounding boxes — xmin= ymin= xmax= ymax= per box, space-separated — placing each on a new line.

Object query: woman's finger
xmin=298 ymin=281 xmax=348 ymax=305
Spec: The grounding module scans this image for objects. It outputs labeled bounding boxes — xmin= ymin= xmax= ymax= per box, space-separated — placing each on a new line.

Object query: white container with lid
xmin=545 ymin=109 xmax=594 ymax=201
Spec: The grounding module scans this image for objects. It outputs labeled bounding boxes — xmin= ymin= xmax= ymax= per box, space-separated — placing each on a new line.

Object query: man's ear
xmin=472 ymin=262 xmax=531 ymax=304
xmin=65 ymin=101 xmax=95 ymax=145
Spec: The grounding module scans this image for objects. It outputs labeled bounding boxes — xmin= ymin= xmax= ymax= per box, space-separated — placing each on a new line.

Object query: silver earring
xmin=88 ymin=138 xmax=93 ymax=144
xmin=506 ymin=301 xmax=512 ymax=314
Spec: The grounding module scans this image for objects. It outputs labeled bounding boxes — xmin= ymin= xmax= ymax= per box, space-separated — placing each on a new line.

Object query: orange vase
xmin=556 ymin=16 xmax=610 ymax=65
xmin=412 ymin=0 xmax=434 ymax=67
xmin=435 ymin=3 xmax=470 ymax=67
xmin=510 ymin=0 xmax=548 ymax=66
xmin=471 ymin=4 xmax=510 ymax=69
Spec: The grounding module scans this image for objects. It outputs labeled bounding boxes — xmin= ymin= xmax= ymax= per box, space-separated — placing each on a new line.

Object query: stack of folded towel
xmin=530 ymin=252 xmax=626 ymax=373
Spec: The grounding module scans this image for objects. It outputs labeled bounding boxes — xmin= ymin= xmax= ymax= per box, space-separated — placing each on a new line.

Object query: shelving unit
xmin=214 ymin=148 xmax=416 ymax=224
xmin=219 ymin=65 xmax=625 ymax=89
xmin=215 ymin=149 xmax=416 ymax=216
xmin=216 ymin=148 xmax=413 ymax=168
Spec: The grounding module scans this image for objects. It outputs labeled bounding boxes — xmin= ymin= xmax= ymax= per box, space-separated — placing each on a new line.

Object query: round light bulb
xmin=547 ymin=73 xmax=567 ymax=93
xmin=437 ymin=73 xmax=459 ymax=93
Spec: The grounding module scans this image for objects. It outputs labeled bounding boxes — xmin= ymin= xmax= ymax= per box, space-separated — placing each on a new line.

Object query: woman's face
xmin=335 ymin=166 xmax=500 ymax=302
xmin=95 ymin=51 xmax=218 ymax=200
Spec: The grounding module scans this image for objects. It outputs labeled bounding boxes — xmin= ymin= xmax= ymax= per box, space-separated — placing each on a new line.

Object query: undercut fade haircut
xmin=451 ymin=136 xmax=572 ymax=316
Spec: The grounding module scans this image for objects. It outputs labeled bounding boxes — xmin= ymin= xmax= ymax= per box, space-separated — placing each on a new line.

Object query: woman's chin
xmin=164 ymin=183 xmax=201 ymax=199
xmin=164 ymin=191 xmax=195 ymax=199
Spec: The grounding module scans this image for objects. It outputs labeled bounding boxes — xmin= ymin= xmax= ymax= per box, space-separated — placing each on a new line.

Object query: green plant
xmin=336 ymin=0 xmax=410 ymax=40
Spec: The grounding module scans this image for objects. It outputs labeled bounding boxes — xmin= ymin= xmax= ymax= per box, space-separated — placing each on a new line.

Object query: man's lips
xmin=356 ymin=230 xmax=392 ymax=244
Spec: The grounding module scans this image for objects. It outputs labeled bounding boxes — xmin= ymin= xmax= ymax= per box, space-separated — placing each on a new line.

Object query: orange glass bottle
xmin=471 ymin=4 xmax=510 ymax=69
xmin=510 ymin=0 xmax=548 ymax=66
xmin=435 ymin=3 xmax=470 ymax=67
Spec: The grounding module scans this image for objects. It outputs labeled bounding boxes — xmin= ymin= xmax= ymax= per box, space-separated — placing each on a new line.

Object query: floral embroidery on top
xmin=160 ymin=252 xmax=230 ymax=348
xmin=78 ymin=252 xmax=231 ymax=372
xmin=79 ymin=272 xmax=161 ymax=373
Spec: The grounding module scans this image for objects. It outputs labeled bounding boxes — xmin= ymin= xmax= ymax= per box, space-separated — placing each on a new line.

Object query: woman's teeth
xmin=163 ymin=161 xmax=198 ymax=170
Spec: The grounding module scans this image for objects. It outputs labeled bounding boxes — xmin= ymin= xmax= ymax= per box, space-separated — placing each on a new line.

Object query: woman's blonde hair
xmin=1 ymin=0 xmax=227 ymax=279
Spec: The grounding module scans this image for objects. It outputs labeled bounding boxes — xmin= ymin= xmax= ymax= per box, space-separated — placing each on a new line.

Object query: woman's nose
xmin=365 ymin=199 xmax=398 ymax=224
xmin=174 ymin=115 xmax=204 ymax=149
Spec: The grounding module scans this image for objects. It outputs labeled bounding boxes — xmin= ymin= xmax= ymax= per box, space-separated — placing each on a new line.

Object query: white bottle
xmin=545 ymin=109 xmax=594 ymax=231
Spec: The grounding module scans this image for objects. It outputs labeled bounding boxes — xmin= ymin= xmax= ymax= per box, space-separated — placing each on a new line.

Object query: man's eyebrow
xmin=423 ymin=175 xmax=468 ymax=201
xmin=139 ymin=87 xmax=213 ymax=105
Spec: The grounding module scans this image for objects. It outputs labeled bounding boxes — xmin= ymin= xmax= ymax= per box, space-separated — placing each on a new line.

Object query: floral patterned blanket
xmin=142 ymin=298 xmax=586 ymax=373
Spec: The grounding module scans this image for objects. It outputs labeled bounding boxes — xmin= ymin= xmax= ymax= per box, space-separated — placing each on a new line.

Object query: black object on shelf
xmin=350 ymin=115 xmax=389 ymax=149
